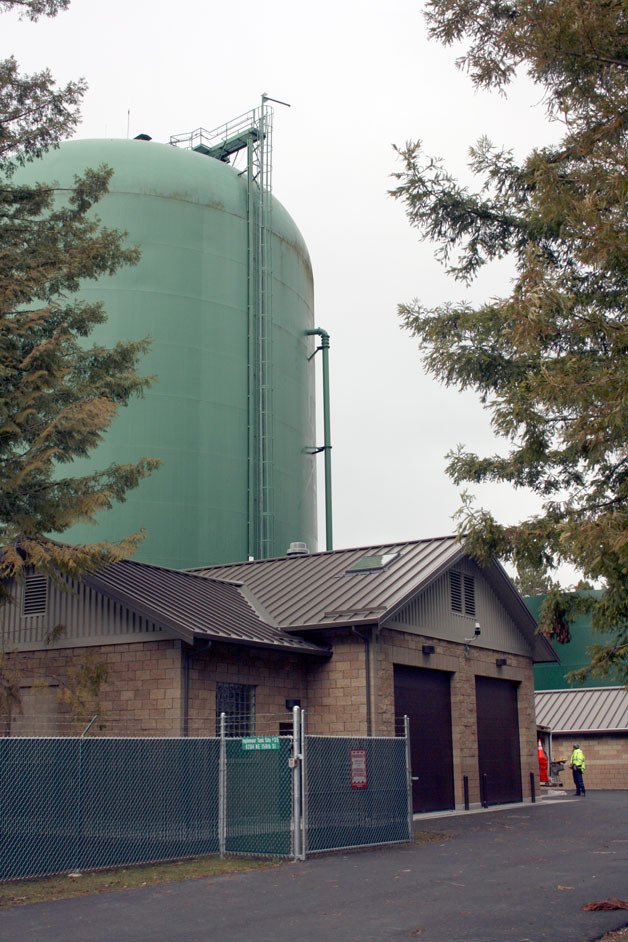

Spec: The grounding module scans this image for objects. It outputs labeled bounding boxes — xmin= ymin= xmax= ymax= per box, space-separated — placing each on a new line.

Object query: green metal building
xmin=17 ymin=131 xmax=319 ymax=568
xmin=528 ymin=592 xmax=621 ymax=690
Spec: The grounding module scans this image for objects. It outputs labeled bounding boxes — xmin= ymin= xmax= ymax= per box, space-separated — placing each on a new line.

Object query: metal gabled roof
xmin=191 ymin=535 xmax=547 ymax=655
xmin=535 ymin=687 xmax=628 ymax=734
xmin=83 ymin=559 xmax=328 ymax=656
xmin=192 ymin=537 xmax=462 ymax=629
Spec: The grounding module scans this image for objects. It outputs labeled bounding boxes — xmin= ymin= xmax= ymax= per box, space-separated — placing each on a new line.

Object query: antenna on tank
xmin=261 ymin=93 xmax=291 ymax=109
xmin=126 ymin=109 xmax=130 ymax=139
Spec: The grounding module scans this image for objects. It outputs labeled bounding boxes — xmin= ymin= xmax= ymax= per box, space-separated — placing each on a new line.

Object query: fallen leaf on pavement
xmin=581 ymin=899 xmax=628 ymax=911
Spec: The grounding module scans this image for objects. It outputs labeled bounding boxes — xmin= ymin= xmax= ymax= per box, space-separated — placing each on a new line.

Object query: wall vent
xmin=22 ymin=573 xmax=48 ymax=617
xmin=450 ymin=571 xmax=463 ymax=613
xmin=463 ymin=575 xmax=476 ymax=617
xmin=450 ymin=571 xmax=476 ymax=617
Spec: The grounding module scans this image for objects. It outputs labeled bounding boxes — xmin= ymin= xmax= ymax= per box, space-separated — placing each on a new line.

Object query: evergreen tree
xmin=392 ymin=0 xmax=627 ymax=679
xmin=0 ymin=0 xmax=159 ymax=594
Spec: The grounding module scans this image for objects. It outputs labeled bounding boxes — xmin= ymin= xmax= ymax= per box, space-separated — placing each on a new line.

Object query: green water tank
xmin=18 ymin=138 xmax=318 ymax=568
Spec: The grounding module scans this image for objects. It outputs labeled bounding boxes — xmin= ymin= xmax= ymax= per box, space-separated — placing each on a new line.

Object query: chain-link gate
xmin=0 ymin=710 xmax=411 ymax=881
xmin=301 ymin=713 xmax=412 ymax=855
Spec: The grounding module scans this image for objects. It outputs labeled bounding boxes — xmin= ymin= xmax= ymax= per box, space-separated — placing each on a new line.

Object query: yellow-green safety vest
xmin=570 ymin=748 xmax=586 ymax=771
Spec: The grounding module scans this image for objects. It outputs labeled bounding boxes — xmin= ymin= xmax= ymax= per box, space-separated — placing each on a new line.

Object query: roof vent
xmin=134 ymin=133 xmax=152 ymax=141
xmin=286 ymin=542 xmax=309 ymax=557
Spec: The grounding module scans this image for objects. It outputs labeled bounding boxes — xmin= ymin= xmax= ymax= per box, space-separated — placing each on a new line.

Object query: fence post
xmin=300 ymin=709 xmax=307 ymax=861
xmin=219 ymin=712 xmax=226 ymax=858
xmin=71 ymin=715 xmax=98 ymax=874
xmin=404 ymin=715 xmax=413 ymax=840
xmin=292 ymin=706 xmax=303 ymax=861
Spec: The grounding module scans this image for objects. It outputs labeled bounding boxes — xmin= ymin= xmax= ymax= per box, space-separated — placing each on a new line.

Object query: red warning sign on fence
xmin=350 ymin=749 xmax=368 ymax=789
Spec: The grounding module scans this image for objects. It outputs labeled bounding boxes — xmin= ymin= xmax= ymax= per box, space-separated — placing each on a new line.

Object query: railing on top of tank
xmin=169 ymin=108 xmax=266 ymax=158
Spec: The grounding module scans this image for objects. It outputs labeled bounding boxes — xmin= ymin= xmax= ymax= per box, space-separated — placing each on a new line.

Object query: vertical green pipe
xmin=306 ymin=328 xmax=333 ymax=550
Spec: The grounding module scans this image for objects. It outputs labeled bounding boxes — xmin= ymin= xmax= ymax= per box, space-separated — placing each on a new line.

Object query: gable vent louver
xmin=22 ymin=573 xmax=48 ymax=617
xmin=463 ymin=575 xmax=476 ymax=617
xmin=450 ymin=571 xmax=463 ymax=613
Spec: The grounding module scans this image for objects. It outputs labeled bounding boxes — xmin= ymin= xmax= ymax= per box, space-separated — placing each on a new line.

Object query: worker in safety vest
xmin=569 ymin=744 xmax=586 ymax=796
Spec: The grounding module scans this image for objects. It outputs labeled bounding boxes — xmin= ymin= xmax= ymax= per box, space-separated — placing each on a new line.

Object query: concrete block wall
xmin=6 ymin=640 xmax=183 ymax=737
xmin=186 ymin=643 xmax=308 ymax=736
xmin=305 ymin=633 xmax=368 ymax=735
xmin=551 ymin=734 xmax=628 ymax=790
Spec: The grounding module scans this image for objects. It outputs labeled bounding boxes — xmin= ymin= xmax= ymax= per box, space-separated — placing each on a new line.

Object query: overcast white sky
xmin=5 ymin=0 xmax=562 ymax=559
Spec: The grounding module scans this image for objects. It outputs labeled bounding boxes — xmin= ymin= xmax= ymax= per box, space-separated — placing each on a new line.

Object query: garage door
xmin=394 ymin=665 xmax=455 ymax=813
xmin=475 ymin=676 xmax=522 ymax=805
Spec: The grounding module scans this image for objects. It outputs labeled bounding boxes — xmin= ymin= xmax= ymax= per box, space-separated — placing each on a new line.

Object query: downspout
xmin=182 ymin=641 xmax=213 ymax=737
xmin=305 ymin=328 xmax=333 ymax=551
xmin=352 ymin=626 xmax=372 ymax=736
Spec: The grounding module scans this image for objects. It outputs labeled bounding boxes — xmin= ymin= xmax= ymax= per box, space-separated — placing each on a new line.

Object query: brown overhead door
xmin=394 ymin=665 xmax=455 ymax=813
xmin=475 ymin=676 xmax=523 ymax=806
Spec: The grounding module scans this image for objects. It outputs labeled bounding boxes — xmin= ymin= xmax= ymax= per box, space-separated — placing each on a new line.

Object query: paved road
xmin=2 ymin=792 xmax=627 ymax=942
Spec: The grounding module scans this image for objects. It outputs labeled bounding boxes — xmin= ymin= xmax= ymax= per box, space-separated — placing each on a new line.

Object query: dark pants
xmin=572 ymin=767 xmax=586 ymax=795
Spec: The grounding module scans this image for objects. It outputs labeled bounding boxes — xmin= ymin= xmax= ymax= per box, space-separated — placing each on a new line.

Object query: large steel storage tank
xmin=18 ymin=138 xmax=317 ymax=568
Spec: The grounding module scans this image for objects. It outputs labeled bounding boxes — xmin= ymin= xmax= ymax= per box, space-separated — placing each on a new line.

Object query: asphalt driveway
xmin=2 ymin=791 xmax=627 ymax=942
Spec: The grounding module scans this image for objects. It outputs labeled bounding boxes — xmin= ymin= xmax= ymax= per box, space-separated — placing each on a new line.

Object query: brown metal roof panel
xmin=193 ymin=537 xmax=462 ymax=628
xmin=83 ymin=560 xmax=327 ymax=655
xmin=535 ymin=688 xmax=628 ymax=733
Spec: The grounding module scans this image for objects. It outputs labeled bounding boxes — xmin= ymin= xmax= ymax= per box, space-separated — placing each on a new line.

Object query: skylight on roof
xmin=346 ymin=553 xmax=399 ymax=574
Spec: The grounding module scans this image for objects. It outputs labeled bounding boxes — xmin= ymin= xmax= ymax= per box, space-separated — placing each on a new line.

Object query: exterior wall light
xmin=422 ymin=644 xmax=435 ymax=655
xmin=496 ymin=658 xmax=508 ymax=667
xmin=285 ymin=699 xmax=301 ymax=711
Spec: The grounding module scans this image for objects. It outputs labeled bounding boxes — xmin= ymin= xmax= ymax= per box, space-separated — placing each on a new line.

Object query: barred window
xmin=22 ymin=573 xmax=48 ymax=617
xmin=215 ymin=682 xmax=256 ymax=737
xmin=450 ymin=571 xmax=475 ymax=617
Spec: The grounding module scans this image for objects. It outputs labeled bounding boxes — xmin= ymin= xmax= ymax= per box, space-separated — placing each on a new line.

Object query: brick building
xmin=2 ymin=536 xmax=557 ymax=813
xmin=535 ymin=687 xmax=628 ymax=791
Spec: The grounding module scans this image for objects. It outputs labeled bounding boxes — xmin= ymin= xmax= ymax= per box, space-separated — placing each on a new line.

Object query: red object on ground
xmin=537 ymin=739 xmax=549 ymax=784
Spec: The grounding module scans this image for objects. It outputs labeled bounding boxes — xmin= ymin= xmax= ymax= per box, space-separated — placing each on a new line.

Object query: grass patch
xmin=0 ymin=856 xmax=277 ymax=909
xmin=413 ymin=830 xmax=452 ymax=845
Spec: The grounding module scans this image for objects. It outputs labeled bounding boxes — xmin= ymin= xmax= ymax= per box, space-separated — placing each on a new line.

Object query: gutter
xmin=352 ymin=626 xmax=373 ymax=735
xmin=305 ymin=327 xmax=333 ymax=551
xmin=182 ymin=640 xmax=213 ymax=737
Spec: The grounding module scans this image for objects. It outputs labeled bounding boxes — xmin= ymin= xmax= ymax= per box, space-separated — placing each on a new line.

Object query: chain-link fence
xmin=304 ymin=733 xmax=412 ymax=854
xmin=0 ymin=710 xmax=411 ymax=881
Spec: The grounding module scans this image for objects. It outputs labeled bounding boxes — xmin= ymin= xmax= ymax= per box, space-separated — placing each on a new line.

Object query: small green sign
xmin=241 ymin=736 xmax=281 ymax=751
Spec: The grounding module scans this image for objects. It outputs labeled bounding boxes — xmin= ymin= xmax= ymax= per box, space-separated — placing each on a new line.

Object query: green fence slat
xmin=224 ymin=738 xmax=293 ymax=857
xmin=304 ymin=736 xmax=411 ymax=854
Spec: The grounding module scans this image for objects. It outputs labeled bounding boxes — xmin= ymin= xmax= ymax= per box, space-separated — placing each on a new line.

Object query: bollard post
xmin=463 ymin=775 xmax=469 ymax=811
xmin=481 ymin=774 xmax=489 ymax=808
xmin=530 ymin=771 xmax=536 ymax=804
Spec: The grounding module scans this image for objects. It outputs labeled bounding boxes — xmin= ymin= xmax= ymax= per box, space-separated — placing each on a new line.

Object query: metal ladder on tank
xmin=170 ymin=98 xmax=284 ymax=560
xmin=247 ymin=99 xmax=274 ymax=561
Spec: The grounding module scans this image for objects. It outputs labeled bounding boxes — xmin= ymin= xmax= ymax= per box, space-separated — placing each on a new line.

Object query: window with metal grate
xmin=22 ymin=573 xmax=48 ymax=617
xmin=215 ymin=682 xmax=256 ymax=736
